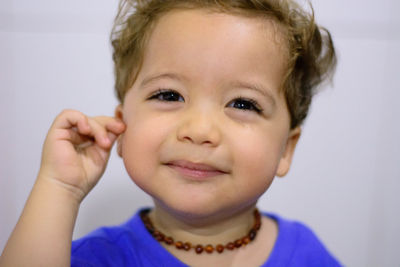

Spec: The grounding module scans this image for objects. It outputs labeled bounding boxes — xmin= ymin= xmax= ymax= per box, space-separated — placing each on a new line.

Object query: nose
xmin=176 ymin=107 xmax=222 ymax=147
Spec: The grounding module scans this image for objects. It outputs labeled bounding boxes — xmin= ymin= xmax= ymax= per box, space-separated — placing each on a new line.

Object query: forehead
xmin=137 ymin=9 xmax=288 ymax=94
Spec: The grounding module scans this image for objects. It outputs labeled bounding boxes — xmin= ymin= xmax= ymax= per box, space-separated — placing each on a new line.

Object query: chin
xmin=153 ymin=195 xmax=256 ymax=224
xmin=154 ymin=196 xmax=222 ymax=217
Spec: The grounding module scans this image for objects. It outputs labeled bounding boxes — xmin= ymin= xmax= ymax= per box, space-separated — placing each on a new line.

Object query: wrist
xmin=0 ymin=173 xmax=82 ymax=266
xmin=36 ymin=171 xmax=88 ymax=204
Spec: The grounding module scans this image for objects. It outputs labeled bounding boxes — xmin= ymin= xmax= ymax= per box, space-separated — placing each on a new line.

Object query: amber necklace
xmin=140 ymin=208 xmax=261 ymax=254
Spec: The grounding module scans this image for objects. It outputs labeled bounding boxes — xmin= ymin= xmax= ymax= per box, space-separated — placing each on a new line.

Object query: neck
xmin=148 ymin=203 xmax=257 ymax=246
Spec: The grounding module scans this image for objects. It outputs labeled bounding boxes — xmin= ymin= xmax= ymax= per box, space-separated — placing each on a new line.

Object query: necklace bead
xmin=175 ymin=241 xmax=183 ymax=249
xmin=226 ymin=242 xmax=235 ymax=250
xmin=216 ymin=244 xmax=224 ymax=253
xmin=183 ymin=242 xmax=191 ymax=251
xmin=195 ymin=245 xmax=203 ymax=254
xmin=205 ymin=245 xmax=214 ymax=253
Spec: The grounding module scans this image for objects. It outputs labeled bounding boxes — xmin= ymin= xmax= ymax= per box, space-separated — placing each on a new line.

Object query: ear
xmin=276 ymin=127 xmax=301 ymax=177
xmin=115 ymin=105 xmax=124 ymax=157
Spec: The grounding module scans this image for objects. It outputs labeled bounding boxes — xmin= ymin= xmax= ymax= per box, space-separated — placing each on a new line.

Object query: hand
xmin=38 ymin=109 xmax=126 ymax=202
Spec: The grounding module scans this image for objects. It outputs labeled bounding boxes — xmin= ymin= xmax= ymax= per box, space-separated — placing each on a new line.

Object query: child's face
xmin=117 ymin=10 xmax=300 ymax=217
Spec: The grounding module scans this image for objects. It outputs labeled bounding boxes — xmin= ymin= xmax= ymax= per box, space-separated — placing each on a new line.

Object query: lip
xmin=166 ymin=160 xmax=228 ymax=180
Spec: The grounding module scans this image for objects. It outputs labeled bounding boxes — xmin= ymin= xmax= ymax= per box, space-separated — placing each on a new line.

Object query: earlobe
xmin=115 ymin=104 xmax=124 ymax=121
xmin=276 ymin=127 xmax=301 ymax=177
xmin=115 ymin=105 xmax=124 ymax=158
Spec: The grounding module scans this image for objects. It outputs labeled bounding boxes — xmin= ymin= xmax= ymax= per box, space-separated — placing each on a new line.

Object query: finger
xmin=106 ymin=132 xmax=118 ymax=146
xmin=49 ymin=110 xmax=92 ymax=145
xmin=52 ymin=110 xmax=91 ymax=134
xmin=86 ymin=118 xmax=112 ymax=149
xmin=52 ymin=111 xmax=124 ymax=150
xmin=106 ymin=120 xmax=126 ymax=135
xmin=88 ymin=117 xmax=126 ymax=149
xmin=93 ymin=116 xmax=126 ymax=135
xmin=63 ymin=128 xmax=94 ymax=146
xmin=51 ymin=110 xmax=99 ymax=148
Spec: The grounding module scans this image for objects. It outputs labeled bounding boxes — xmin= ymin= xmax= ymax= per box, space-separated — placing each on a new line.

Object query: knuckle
xmin=95 ymin=116 xmax=109 ymax=123
xmin=66 ymin=110 xmax=89 ymax=121
xmin=60 ymin=109 xmax=74 ymax=115
xmin=59 ymin=109 xmax=80 ymax=118
xmin=93 ymin=116 xmax=110 ymax=127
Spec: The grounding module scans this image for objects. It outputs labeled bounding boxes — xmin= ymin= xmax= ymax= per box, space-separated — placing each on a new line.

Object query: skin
xmin=1 ymin=9 xmax=300 ymax=267
xmin=0 ymin=111 xmax=126 ymax=266
xmin=116 ymin=10 xmax=300 ymax=266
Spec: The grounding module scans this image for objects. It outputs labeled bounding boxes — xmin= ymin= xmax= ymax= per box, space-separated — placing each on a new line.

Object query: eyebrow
xmin=140 ymin=72 xmax=186 ymax=88
xmin=230 ymin=80 xmax=276 ymax=107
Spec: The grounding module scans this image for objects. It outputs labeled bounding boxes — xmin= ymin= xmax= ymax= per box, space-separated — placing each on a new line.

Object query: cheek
xmin=121 ymin=118 xmax=162 ymax=180
xmin=120 ymin=112 xmax=178 ymax=186
xmin=232 ymin=127 xmax=285 ymax=180
xmin=231 ymin=135 xmax=282 ymax=202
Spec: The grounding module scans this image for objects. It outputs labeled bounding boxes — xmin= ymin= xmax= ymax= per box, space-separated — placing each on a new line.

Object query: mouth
xmin=165 ymin=160 xmax=228 ymax=180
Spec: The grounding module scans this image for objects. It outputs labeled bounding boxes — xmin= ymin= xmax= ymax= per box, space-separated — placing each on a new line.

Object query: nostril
xmin=182 ymin=136 xmax=194 ymax=143
xmin=176 ymin=117 xmax=221 ymax=146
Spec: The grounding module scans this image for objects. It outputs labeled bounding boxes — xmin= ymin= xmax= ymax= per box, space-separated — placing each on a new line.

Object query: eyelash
xmin=148 ymin=89 xmax=263 ymax=114
xmin=227 ymin=97 xmax=263 ymax=114
xmin=148 ymin=89 xmax=184 ymax=102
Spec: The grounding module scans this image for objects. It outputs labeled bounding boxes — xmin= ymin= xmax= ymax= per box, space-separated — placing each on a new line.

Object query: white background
xmin=1 ymin=1 xmax=399 ymax=266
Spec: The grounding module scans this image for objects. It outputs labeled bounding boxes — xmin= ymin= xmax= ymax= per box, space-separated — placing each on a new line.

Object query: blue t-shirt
xmin=71 ymin=209 xmax=342 ymax=266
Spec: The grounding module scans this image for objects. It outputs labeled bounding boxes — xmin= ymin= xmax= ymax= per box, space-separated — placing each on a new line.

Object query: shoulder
xmin=71 ymin=208 xmax=158 ymax=267
xmin=71 ymin=211 xmax=141 ymax=266
xmin=263 ymin=212 xmax=343 ymax=267
xmin=71 ymin=208 xmax=188 ymax=267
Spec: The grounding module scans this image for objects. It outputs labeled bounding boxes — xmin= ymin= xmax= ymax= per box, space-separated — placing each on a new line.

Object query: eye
xmin=148 ymin=89 xmax=184 ymax=102
xmin=227 ymin=98 xmax=263 ymax=114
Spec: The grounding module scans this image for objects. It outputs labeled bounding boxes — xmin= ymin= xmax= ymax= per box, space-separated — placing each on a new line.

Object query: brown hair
xmin=111 ymin=0 xmax=336 ymax=128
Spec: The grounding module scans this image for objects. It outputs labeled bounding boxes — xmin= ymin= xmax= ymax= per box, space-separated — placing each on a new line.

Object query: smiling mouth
xmin=166 ymin=160 xmax=228 ymax=180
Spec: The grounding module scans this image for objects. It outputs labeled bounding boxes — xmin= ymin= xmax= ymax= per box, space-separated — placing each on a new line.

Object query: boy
xmin=1 ymin=0 xmax=339 ymax=266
